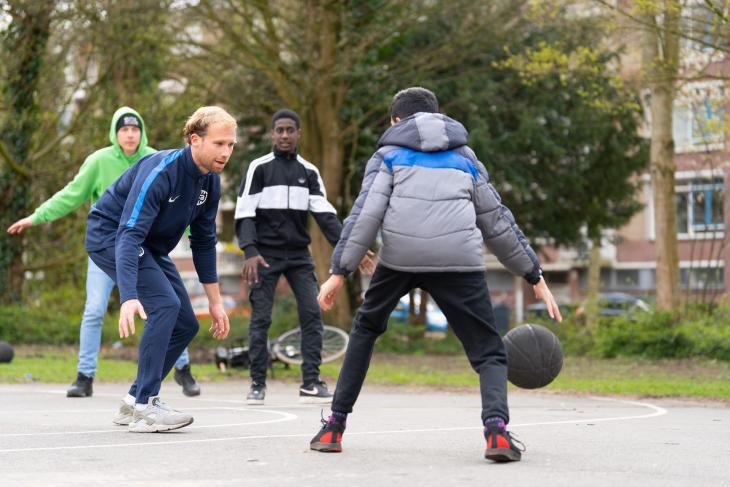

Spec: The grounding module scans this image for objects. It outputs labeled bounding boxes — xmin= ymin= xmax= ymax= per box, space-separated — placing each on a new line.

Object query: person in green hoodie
xmin=7 ymin=107 xmax=202 ymax=398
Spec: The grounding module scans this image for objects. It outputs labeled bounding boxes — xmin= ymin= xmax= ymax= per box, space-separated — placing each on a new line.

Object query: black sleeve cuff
xmin=524 ymin=266 xmax=543 ymax=285
xmin=243 ymin=245 xmax=260 ymax=258
xmin=329 ymin=264 xmax=350 ymax=277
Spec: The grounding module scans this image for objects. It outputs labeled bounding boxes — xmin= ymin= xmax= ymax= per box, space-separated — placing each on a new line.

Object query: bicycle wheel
xmin=272 ymin=325 xmax=349 ymax=365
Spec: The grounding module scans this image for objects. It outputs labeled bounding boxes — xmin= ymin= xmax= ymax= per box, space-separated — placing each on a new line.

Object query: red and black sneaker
xmin=310 ymin=415 xmax=345 ymax=453
xmin=484 ymin=424 xmax=525 ymax=462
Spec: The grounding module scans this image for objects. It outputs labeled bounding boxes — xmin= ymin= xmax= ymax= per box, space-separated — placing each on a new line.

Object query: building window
xmin=615 ymin=269 xmax=640 ymax=289
xmin=545 ymin=271 xmax=569 ymax=284
xmin=600 ymin=269 xmax=643 ymax=290
xmin=675 ymin=177 xmax=724 ymax=235
xmin=681 ymin=2 xmax=725 ymax=53
xmin=486 ymin=270 xmax=514 ymax=292
xmin=672 ymin=100 xmax=724 ymax=151
xmin=680 ymin=267 xmax=724 ymax=290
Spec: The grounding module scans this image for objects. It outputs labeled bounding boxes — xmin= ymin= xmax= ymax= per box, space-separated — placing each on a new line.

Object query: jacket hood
xmin=378 ymin=112 xmax=468 ymax=152
xmin=109 ymin=106 xmax=150 ymax=163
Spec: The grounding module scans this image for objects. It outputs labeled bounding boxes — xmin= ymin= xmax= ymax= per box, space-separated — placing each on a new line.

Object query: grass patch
xmin=1 ymin=347 xmax=729 ymax=400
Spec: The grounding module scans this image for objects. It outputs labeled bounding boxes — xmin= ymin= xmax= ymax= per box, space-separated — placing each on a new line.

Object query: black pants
xmin=248 ymin=253 xmax=323 ymax=385
xmin=332 ymin=265 xmax=509 ymax=423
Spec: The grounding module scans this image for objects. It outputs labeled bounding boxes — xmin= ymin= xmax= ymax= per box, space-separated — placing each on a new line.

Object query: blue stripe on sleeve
xmin=125 ymin=150 xmax=180 ymax=228
xmin=384 ymin=147 xmax=478 ymax=180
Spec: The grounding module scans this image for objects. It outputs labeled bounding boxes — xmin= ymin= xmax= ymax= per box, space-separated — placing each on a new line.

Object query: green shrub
xmin=526 ymin=307 xmax=730 ymax=362
xmin=531 ymin=317 xmax=595 ymax=357
xmin=676 ymin=317 xmax=730 ymax=361
xmin=6 ymin=290 xmax=730 ymax=363
xmin=592 ymin=310 xmax=691 ymax=359
xmin=0 ymin=305 xmax=81 ymax=345
xmin=373 ymin=320 xmax=465 ymax=355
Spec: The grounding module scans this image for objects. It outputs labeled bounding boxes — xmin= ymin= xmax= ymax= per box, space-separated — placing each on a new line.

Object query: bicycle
xmin=214 ymin=325 xmax=349 ymax=375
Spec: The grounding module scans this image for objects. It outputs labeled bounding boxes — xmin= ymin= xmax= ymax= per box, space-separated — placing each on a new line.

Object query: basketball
xmin=0 ymin=341 xmax=14 ymax=363
xmin=503 ymin=324 xmax=563 ymax=389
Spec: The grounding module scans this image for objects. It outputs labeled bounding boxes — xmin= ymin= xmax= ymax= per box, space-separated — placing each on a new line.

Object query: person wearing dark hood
xmin=234 ymin=109 xmax=374 ymax=406
xmin=309 ymin=87 xmax=562 ymax=462
xmin=7 ymin=107 xmax=201 ymax=398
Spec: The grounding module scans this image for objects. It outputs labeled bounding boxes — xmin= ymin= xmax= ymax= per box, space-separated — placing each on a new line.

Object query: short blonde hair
xmin=183 ymin=106 xmax=237 ymax=143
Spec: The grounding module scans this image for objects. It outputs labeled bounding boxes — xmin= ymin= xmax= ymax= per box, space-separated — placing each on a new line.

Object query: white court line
xmin=0 ymin=407 xmax=297 ymax=438
xmin=2 ymin=406 xmax=259 ymax=415
xmin=0 ymin=396 xmax=667 ymax=454
xmin=0 ymin=388 xmax=339 ymax=409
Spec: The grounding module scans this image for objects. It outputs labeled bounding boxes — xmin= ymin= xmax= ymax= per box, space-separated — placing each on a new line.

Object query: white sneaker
xmin=128 ymin=397 xmax=194 ymax=433
xmin=113 ymin=401 xmax=135 ymax=426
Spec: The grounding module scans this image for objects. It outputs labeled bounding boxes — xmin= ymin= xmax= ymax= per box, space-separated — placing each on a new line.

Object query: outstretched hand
xmin=242 ymin=255 xmax=269 ymax=285
xmin=119 ymin=299 xmax=147 ymax=338
xmin=7 ymin=216 xmax=33 ymax=234
xmin=533 ymin=277 xmax=562 ymax=322
xmin=317 ymin=275 xmax=345 ymax=311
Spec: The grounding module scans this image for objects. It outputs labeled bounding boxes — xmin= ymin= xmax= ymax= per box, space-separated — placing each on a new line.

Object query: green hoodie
xmin=30 ymin=107 xmax=156 ymax=224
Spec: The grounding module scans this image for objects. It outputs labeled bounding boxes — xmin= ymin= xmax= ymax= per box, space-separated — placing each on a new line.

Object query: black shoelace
xmin=505 ymin=431 xmax=527 ymax=452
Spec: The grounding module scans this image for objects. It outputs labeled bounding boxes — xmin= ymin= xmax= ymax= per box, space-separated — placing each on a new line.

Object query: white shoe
xmin=128 ymin=397 xmax=194 ymax=433
xmin=113 ymin=401 xmax=135 ymax=425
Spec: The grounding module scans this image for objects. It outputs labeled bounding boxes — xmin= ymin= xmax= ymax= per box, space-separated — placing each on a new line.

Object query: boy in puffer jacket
xmin=309 ymin=87 xmax=562 ymax=462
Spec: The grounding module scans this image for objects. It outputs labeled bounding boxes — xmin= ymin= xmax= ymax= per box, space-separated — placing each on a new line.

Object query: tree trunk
xmin=649 ymin=84 xmax=681 ymax=311
xmin=0 ymin=2 xmax=52 ymax=303
xmin=417 ymin=289 xmax=428 ymax=326
xmin=300 ymin=2 xmax=352 ymax=326
xmin=406 ymin=289 xmax=427 ymax=326
xmin=639 ymin=2 xmax=681 ymax=312
xmin=584 ymin=235 xmax=602 ymax=328
xmin=408 ymin=289 xmax=417 ymax=324
xmin=302 ymin=118 xmax=351 ymax=326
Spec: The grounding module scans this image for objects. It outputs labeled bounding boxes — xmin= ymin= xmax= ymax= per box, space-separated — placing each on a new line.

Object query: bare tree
xmin=188 ymin=0 xmax=521 ymax=324
xmin=592 ymin=0 xmax=730 ymax=312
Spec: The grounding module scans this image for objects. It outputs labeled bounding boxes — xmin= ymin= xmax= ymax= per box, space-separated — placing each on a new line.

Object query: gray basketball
xmin=503 ymin=324 xmax=563 ymax=389
xmin=0 ymin=341 xmax=14 ymax=363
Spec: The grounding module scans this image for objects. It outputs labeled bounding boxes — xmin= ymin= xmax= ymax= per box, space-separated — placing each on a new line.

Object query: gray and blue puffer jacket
xmin=330 ymin=112 xmax=542 ymax=284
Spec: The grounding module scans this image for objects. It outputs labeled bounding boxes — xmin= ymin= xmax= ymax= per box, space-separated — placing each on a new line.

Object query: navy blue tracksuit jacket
xmin=86 ymin=146 xmax=219 ymax=302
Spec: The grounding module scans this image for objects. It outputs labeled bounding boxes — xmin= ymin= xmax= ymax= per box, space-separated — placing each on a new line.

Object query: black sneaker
xmin=310 ymin=414 xmax=345 ymax=452
xmin=484 ymin=424 xmax=525 ymax=462
xmin=246 ymin=382 xmax=266 ymax=405
xmin=66 ymin=372 xmax=93 ymax=398
xmin=299 ymin=380 xmax=333 ymax=404
xmin=174 ymin=364 xmax=201 ymax=397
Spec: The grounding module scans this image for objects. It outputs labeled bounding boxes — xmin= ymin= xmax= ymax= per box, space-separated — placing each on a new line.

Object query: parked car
xmin=525 ymin=302 xmax=576 ymax=320
xmin=527 ymin=292 xmax=649 ymax=321
xmin=190 ymin=294 xmax=247 ymax=318
xmin=575 ymin=292 xmax=650 ymax=317
xmin=390 ymin=293 xmax=448 ymax=333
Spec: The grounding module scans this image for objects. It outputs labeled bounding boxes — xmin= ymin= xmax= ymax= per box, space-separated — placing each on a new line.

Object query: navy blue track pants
xmin=89 ymin=246 xmax=199 ymax=404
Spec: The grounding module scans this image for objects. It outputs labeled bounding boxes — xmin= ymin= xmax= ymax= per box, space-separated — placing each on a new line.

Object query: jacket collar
xmin=273 ymin=145 xmax=298 ymax=160
xmin=182 ymin=145 xmax=208 ymax=179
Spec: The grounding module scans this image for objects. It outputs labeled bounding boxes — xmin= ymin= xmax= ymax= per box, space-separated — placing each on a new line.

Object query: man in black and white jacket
xmin=235 ymin=109 xmax=372 ymax=405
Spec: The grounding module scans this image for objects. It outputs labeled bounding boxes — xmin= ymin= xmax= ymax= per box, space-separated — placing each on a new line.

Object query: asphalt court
xmin=0 ymin=382 xmax=728 ymax=486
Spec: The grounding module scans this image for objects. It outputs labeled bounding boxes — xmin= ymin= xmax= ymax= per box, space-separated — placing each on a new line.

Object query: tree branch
xmin=0 ymin=139 xmax=29 ymax=179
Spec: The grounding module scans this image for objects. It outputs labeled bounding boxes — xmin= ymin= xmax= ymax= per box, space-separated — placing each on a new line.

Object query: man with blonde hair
xmin=7 ymin=107 xmax=201 ymax=399
xmin=85 ymin=106 xmax=237 ymax=432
